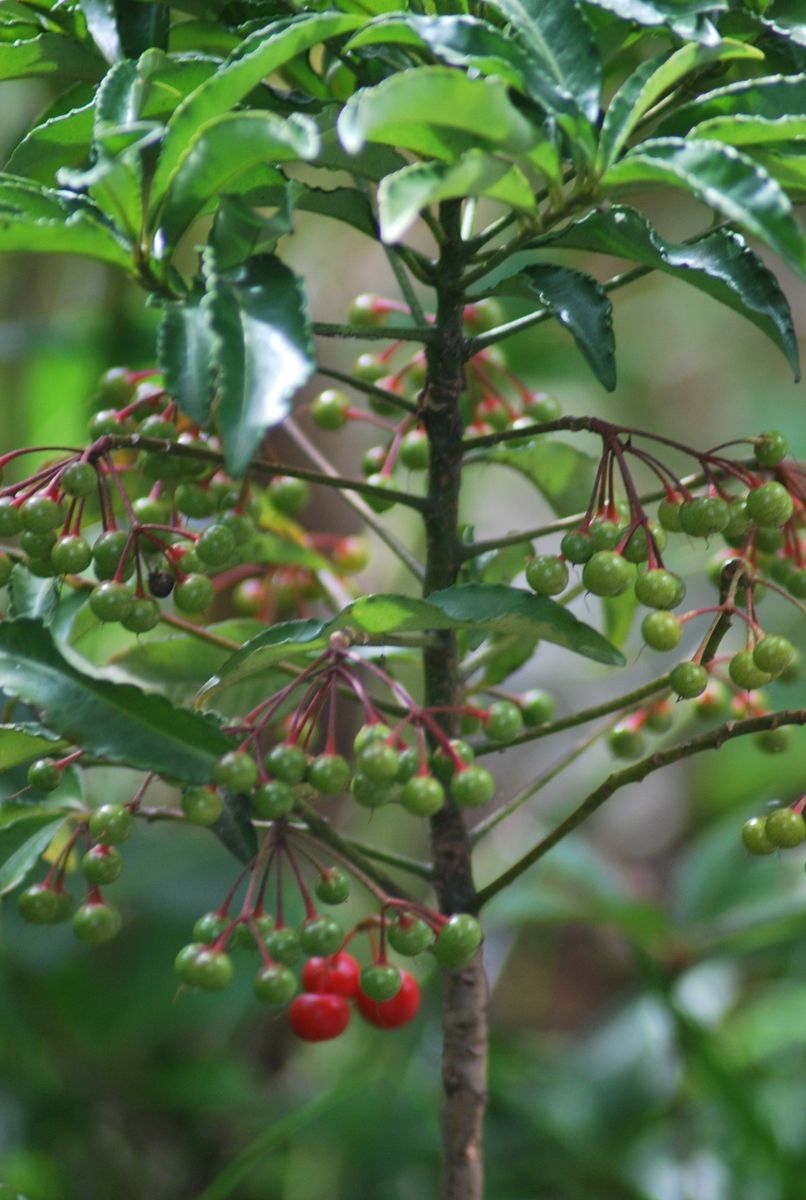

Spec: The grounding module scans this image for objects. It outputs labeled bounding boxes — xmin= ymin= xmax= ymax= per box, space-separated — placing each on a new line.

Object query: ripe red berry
xmin=302 ymin=951 xmax=360 ymax=997
xmin=288 ymin=993 xmax=351 ymax=1041
xmin=356 ymin=969 xmax=421 ymax=1029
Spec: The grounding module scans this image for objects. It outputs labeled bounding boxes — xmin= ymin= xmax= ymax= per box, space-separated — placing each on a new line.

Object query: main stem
xmin=420 ymin=201 xmax=488 ymax=1200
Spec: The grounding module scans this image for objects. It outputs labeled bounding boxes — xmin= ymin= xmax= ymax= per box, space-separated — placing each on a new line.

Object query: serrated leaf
xmin=0 ymin=618 xmax=231 ymax=783
xmin=378 ymin=150 xmax=536 ymax=244
xmin=598 ymin=39 xmax=763 ymax=170
xmin=0 ymin=208 xmax=131 ymax=268
xmin=207 ymin=253 xmax=314 ymax=478
xmin=545 ymin=205 xmax=800 ymax=378
xmin=203 ymin=584 xmax=623 ymax=696
xmin=0 ymin=32 xmax=102 ymax=82
xmin=209 ymin=185 xmax=292 ymax=270
xmin=0 ymin=813 xmax=69 ymax=895
xmin=157 ymin=293 xmax=216 ymax=424
xmin=209 ymin=791 xmax=258 ymax=864
xmin=481 ymin=437 xmax=597 ymax=516
xmin=0 ymin=722 xmax=68 ymax=770
xmin=148 ymin=13 xmax=363 ymax=222
xmin=6 ymin=98 xmax=94 ymax=184
xmin=656 ymin=74 xmax=806 ymax=139
xmin=602 ymin=137 xmax=806 ymax=282
xmin=157 ymin=111 xmax=319 ymax=254
xmin=337 ymin=67 xmax=538 ymax=161
xmin=8 ymin=565 xmax=58 ymax=624
xmin=485 ymin=0 xmax=601 ymax=123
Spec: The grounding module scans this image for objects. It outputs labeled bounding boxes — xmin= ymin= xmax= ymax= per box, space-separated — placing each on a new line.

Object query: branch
xmin=313 ymin=320 xmax=433 ymax=344
xmin=292 ymin=796 xmax=415 ymax=901
xmin=474 ymin=707 xmax=806 ymax=908
xmin=317 ymin=365 xmax=417 ymax=415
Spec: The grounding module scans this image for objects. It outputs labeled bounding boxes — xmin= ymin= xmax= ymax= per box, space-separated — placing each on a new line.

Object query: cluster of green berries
xmin=742 ymin=803 xmax=806 ymax=855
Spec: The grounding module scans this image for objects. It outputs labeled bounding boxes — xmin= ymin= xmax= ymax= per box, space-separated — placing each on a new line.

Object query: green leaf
xmin=337 ymin=67 xmax=538 ymax=161
xmin=0 ymin=618 xmax=231 ymax=783
xmin=0 ymin=207 xmax=131 ymax=268
xmin=77 ymin=0 xmax=122 ymax=64
xmin=602 ymin=589 xmax=638 ymax=649
xmin=209 ymin=791 xmax=258 ymax=864
xmin=0 ymin=813 xmax=68 ymax=896
xmin=481 ymin=437 xmax=597 ymax=516
xmin=157 ymin=293 xmax=216 ymax=425
xmin=581 ymin=0 xmax=727 ymax=27
xmin=602 ymin=137 xmax=806 ymax=282
xmin=656 ymin=74 xmax=806 ymax=139
xmin=484 ymin=0 xmax=601 ymax=123
xmin=597 ymin=40 xmax=763 ymax=171
xmin=0 ymin=32 xmax=102 ymax=82
xmin=148 ymin=12 xmax=363 ymax=222
xmin=0 ymin=723 xmax=68 ymax=770
xmin=206 ymin=253 xmax=315 ymax=478
xmin=6 ymin=97 xmax=94 ymax=185
xmin=204 ymin=584 xmax=623 ymax=695
xmin=378 ymin=150 xmax=536 ymax=244
xmin=545 ymin=205 xmax=800 ymax=378
xmin=157 ymin=111 xmax=319 ymax=254
xmin=8 ymin=564 xmax=58 ymax=624
xmin=209 ymin=184 xmax=292 ymax=270
xmin=110 ymin=619 xmax=264 ymax=685
xmin=512 ymin=264 xmax=616 ymax=390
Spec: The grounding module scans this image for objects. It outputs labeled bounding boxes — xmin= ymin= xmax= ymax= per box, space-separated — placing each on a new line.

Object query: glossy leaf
xmin=515 ymin=264 xmax=616 ymax=390
xmin=0 ymin=814 xmax=69 ymax=896
xmin=656 ymin=74 xmax=806 ymax=139
xmin=206 ymin=254 xmax=315 ymax=478
xmin=545 ymin=205 xmax=800 ymax=378
xmin=209 ymin=184 xmax=292 ymax=270
xmin=157 ymin=111 xmax=319 ymax=253
xmin=9 ymin=565 xmax=59 ymax=624
xmin=6 ymin=98 xmax=94 ymax=184
xmin=209 ymin=792 xmax=258 ymax=864
xmin=598 ymin=40 xmax=763 ymax=170
xmin=582 ymin=0 xmax=727 ymax=25
xmin=337 ymin=67 xmax=538 ymax=160
xmin=0 ymin=618 xmax=231 ymax=783
xmin=484 ymin=0 xmax=601 ymax=122
xmin=481 ymin=437 xmax=597 ymax=517
xmin=204 ymin=585 xmax=624 ymax=696
xmin=602 ymin=137 xmax=806 ymax=282
xmin=0 ymin=32 xmax=102 ymax=82
xmin=157 ymin=293 xmax=216 ymax=425
xmin=111 ymin=619 xmax=264 ymax=686
xmin=148 ymin=13 xmax=363 ymax=222
xmin=0 ymin=723 xmax=68 ymax=770
xmin=378 ymin=150 xmax=535 ymax=243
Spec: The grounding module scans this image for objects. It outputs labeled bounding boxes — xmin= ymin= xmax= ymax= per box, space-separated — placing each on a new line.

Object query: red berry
xmin=356 ymin=969 xmax=421 ymax=1029
xmin=301 ymin=951 xmax=360 ymax=997
xmin=288 ymin=993 xmax=351 ymax=1042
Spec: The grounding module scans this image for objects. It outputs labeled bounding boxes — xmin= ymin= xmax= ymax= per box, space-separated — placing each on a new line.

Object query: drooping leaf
xmin=337 ymin=67 xmax=538 ymax=161
xmin=206 ymin=253 xmax=315 ymax=478
xmin=0 ymin=813 xmax=69 ymax=896
xmin=0 ymin=618 xmax=231 ymax=783
xmin=378 ymin=150 xmax=536 ymax=243
xmin=602 ymin=137 xmax=806 ymax=282
xmin=481 ymin=437 xmax=598 ymax=516
xmin=203 ymin=584 xmax=624 ymax=696
xmin=157 ymin=293 xmax=216 ymax=425
xmin=656 ymin=74 xmax=806 ymax=139
xmin=157 ymin=111 xmax=319 ymax=254
xmin=148 ymin=13 xmax=364 ymax=222
xmin=484 ymin=0 xmax=601 ymax=122
xmin=545 ymin=205 xmax=800 ymax=378
xmin=209 ymin=791 xmax=258 ymax=864
xmin=597 ymin=39 xmax=763 ymax=170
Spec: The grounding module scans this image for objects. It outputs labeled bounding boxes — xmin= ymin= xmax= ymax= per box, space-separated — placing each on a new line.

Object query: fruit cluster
xmin=742 ymin=801 xmax=806 ymax=855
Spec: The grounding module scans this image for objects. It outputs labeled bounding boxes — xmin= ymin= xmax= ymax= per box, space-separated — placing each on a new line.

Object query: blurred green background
xmin=1 ymin=75 xmax=806 ymax=1200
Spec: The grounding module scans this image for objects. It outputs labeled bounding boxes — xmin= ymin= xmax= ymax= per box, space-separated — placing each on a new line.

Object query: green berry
xmin=754 ymin=431 xmax=787 ymax=468
xmin=728 ymin=651 xmax=771 ymax=691
xmin=641 ymin=611 xmax=682 ymax=652
xmin=95 ymin=367 xmax=135 ymax=408
xmin=388 ymin=916 xmax=435 ymax=956
xmin=755 ymin=727 xmax=792 ymax=754
xmin=679 ymin=496 xmax=730 ymax=537
xmin=299 ymin=915 xmax=343 ymax=957
xmin=560 ymin=532 xmax=593 ymax=564
xmin=520 ymin=690 xmax=555 ymax=726
xmin=60 ymin=461 xmax=97 ymax=497
xmin=308 ymin=753 xmax=351 ymax=794
xmin=0 ymin=497 xmax=23 ymax=535
xmin=741 ymin=816 xmax=776 ymax=855
xmin=356 ymin=740 xmax=400 ymax=783
xmin=182 ymin=948 xmax=234 ymax=991
xmin=350 ymin=772 xmax=397 ymax=808
xmin=522 ymin=391 xmax=561 ymax=422
xmin=644 ymin=702 xmax=675 ymax=733
xmin=88 ymin=804 xmax=133 ymax=845
xmin=315 ymin=868 xmax=351 ymax=905
xmin=20 ymin=529 xmax=56 ymax=558
xmin=27 ymin=758 xmax=62 ymax=792
xmin=121 ymin=596 xmax=161 ymax=633
xmin=396 ymin=746 xmax=421 ymax=782
xmin=582 ymin=550 xmax=632 ymax=597
xmin=192 ymin=912 xmax=229 ymax=944
xmin=174 ymin=573 xmax=214 ymax=614
xmin=399 ymin=429 xmax=429 ymax=470
xmin=89 ymin=581 xmax=134 ymax=623
xmin=332 ymin=535 xmax=370 ymax=574
xmin=608 ymin=726 xmax=646 ymax=760
xmin=196 ymin=524 xmax=236 ymax=567
xmin=723 ymin=498 xmax=751 ymax=541
xmin=218 ymin=511 xmax=254 ymax=544
xmin=173 ymin=483 xmax=216 ymax=519
xmin=485 ymin=700 xmax=524 ymax=744
xmin=360 ymin=963 xmax=402 ymax=1001
xmin=622 ymin=522 xmax=666 ymax=564
xmin=312 ymin=388 xmax=350 ymax=431
xmin=265 ymin=927 xmax=302 ymax=965
xmin=181 ymin=785 xmax=223 ymax=826
xmin=349 ymin=293 xmax=388 ymax=327
xmin=81 ymin=845 xmax=123 ymax=886
xmin=270 ymin=476 xmax=310 ymax=516
xmin=18 ymin=883 xmax=73 ymax=924
xmin=657 ymin=499 xmax=683 ymax=532
xmin=72 ymin=900 xmax=122 ymax=944
xmin=401 ymin=774 xmax=445 ymax=816
xmin=464 ymin=298 xmax=505 ymax=334
xmin=362 ymin=445 xmax=388 ymax=477
xmin=433 ymin=914 xmax=482 ymax=968
xmin=20 ymin=494 xmax=63 ymax=533
xmin=213 ymin=751 xmax=258 ymax=793
xmin=526 ymin=555 xmax=568 ymax=597
xmin=51 ymin=535 xmax=92 ymax=575
xmin=450 ymin=765 xmax=495 ymax=808
xmin=365 ymin=473 xmax=397 ymax=513
xmin=92 ymin=530 xmax=133 ymax=580
xmin=746 ymin=482 xmax=793 ymax=528
xmin=252 ymin=779 xmax=295 ymax=819
xmin=353 ymin=723 xmax=391 ymax=754
xmin=264 ymin=743 xmax=308 ymax=784
xmin=353 ymin=352 xmax=387 ymax=383
xmin=669 ymin=662 xmax=708 ymax=699
xmin=765 ymin=806 xmax=805 ymax=848
xmin=431 ymin=739 xmax=475 ymax=781
xmin=752 ymin=635 xmax=794 ymax=677
xmin=255 ymin=965 xmax=297 ymax=1005
xmin=634 ymin=568 xmax=686 ymax=610
xmin=139 ymin=415 xmax=177 ymax=440
xmin=588 ymin=518 xmax=623 ymax=551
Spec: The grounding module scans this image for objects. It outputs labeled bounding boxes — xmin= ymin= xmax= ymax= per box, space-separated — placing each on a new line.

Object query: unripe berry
xmin=89 ymin=804 xmax=134 ymax=845
xmin=308 ymin=753 xmax=351 ymax=794
xmin=315 ymin=868 xmax=351 ymax=905
xmin=51 ymin=535 xmax=92 ymax=575
xmin=299 ymin=915 xmax=343 ymax=957
xmin=196 ymin=524 xmax=236 ymax=566
xmin=255 ymin=965 xmax=297 ymax=1005
xmin=181 ymin=785 xmax=223 ymax=826
xmin=522 ymin=391 xmax=561 ymax=422
xmin=174 ymin=573 xmax=214 ymax=614
xmin=18 ymin=883 xmax=73 ymax=924
xmin=641 ymin=610 xmax=682 ymax=652
xmin=399 ymin=429 xmax=429 ymax=470
xmin=741 ymin=816 xmax=776 ymax=855
xmin=485 ymin=700 xmax=524 ymax=744
xmin=755 ymin=727 xmax=792 ymax=754
xmin=450 ymin=765 xmax=495 ymax=807
xmin=81 ymin=844 xmax=123 ymax=885
xmin=364 ymin=473 xmax=396 ymax=513
xmin=745 ymin=481 xmax=793 ymax=528
xmin=349 ymin=293 xmax=389 ymax=327
xmin=588 ymin=517 xmax=623 ymax=551
xmin=270 ymin=476 xmax=310 ymax=516
xmin=526 ymin=555 xmax=568 ymax=597
xmin=356 ymin=740 xmax=400 ymax=782
xmin=265 ymin=927 xmax=302 ymax=965
xmin=213 ymin=751 xmax=258 ymax=793
xmin=121 ymin=596 xmax=161 ymax=634
xmin=622 ymin=521 xmax=666 ymax=564
xmin=360 ymin=963 xmax=402 ymax=1001
xmin=20 ymin=495 xmax=63 ymax=533
xmin=90 ymin=581 xmax=134 ymax=623
xmin=264 ymin=743 xmax=308 ymax=784
xmin=765 ymin=806 xmax=805 ymax=848
xmin=560 ymin=531 xmax=593 ymax=564
xmin=679 ymin=496 xmax=730 ymax=537
xmin=752 ymin=635 xmax=794 ymax=677
xmin=431 ymin=738 xmax=474 ymax=781
xmin=608 ymin=725 xmax=646 ymax=760
xmin=388 ymin=916 xmax=435 ymax=956
xmin=400 ymin=774 xmax=445 ymax=816
xmin=433 ymin=914 xmax=482 ymax=967
xmin=331 ymin=535 xmax=369 ymax=574
xmin=92 ymin=530 xmax=133 ymax=580
xmin=311 ymin=388 xmax=350 ymax=431
xmin=27 ymin=758 xmax=62 ymax=792
xmin=0 ymin=497 xmax=23 ymax=536
xmin=252 ymin=779 xmax=295 ymax=819
xmin=634 ymin=568 xmax=686 ymax=610
xmin=669 ymin=662 xmax=708 ymax=699
xmin=521 ymin=689 xmax=555 ymax=725
xmin=354 ymin=723 xmax=392 ymax=754
xmin=181 ymin=948 xmax=234 ymax=991
xmin=728 ymin=651 xmax=771 ymax=691
xmin=60 ymin=461 xmax=97 ymax=497
xmin=72 ymin=900 xmax=122 ymax=944
xmin=350 ymin=772 xmax=397 ymax=808
xmin=754 ymin=430 xmax=787 ymax=467
xmin=192 ymin=911 xmax=229 ymax=943
xmin=582 ymin=550 xmax=632 ymax=597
